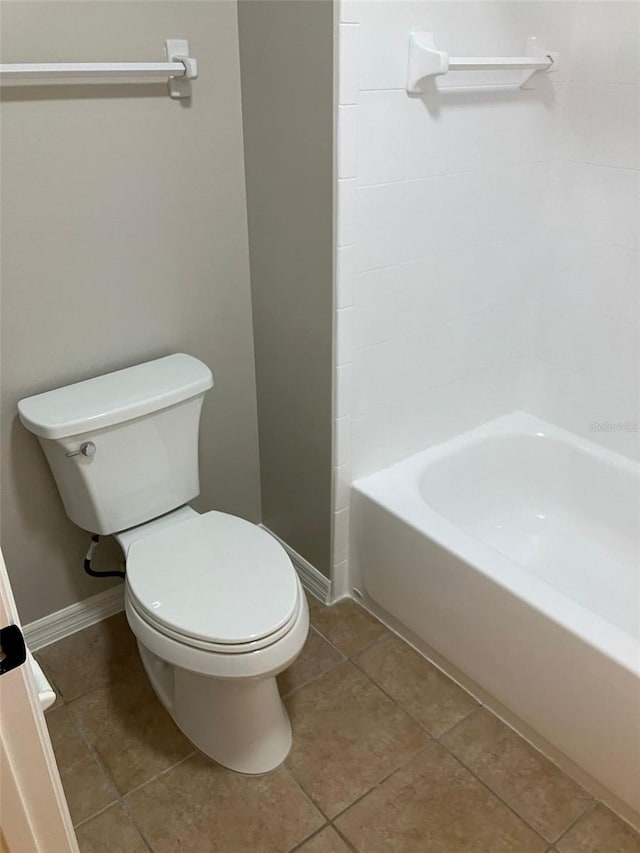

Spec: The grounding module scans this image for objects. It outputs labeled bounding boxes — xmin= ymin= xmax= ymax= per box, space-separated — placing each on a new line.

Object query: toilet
xmin=17 ymin=353 xmax=309 ymax=774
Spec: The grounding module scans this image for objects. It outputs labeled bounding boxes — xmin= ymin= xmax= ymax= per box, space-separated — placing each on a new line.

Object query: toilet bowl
xmin=116 ymin=506 xmax=309 ymax=774
xmin=17 ymin=353 xmax=309 ymax=775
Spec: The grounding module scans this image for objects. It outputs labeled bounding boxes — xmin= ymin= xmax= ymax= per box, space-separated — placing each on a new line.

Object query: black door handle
xmin=0 ymin=624 xmax=27 ymax=675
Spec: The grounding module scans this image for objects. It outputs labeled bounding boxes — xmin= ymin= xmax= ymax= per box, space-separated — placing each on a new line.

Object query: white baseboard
xmin=259 ymin=525 xmax=332 ymax=603
xmin=23 ymin=585 xmax=125 ymax=652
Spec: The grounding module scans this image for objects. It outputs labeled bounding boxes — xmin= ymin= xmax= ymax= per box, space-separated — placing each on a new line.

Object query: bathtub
xmin=351 ymin=411 xmax=640 ymax=819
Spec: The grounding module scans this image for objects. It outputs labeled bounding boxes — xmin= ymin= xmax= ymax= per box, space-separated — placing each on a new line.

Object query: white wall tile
xmin=391 ymin=359 xmax=520 ymax=461
xmin=333 ymin=463 xmax=351 ymax=511
xmin=335 ymin=363 xmax=352 ymax=418
xmin=560 ymin=83 xmax=640 ymax=171
xmin=356 ymin=182 xmax=411 ymax=271
xmin=404 ymin=95 xmax=449 ymax=179
xmin=533 ymin=302 xmax=639 ymax=396
xmin=519 ymin=357 xmax=639 ymax=461
xmin=441 ymin=93 xmax=558 ymax=174
xmin=336 ymin=245 xmax=355 ymax=308
xmin=337 ymin=178 xmax=357 ymax=247
xmin=551 ymin=162 xmax=640 ymax=250
xmin=543 ymin=234 xmax=634 ymax=323
xmin=354 ymin=265 xmax=397 ymax=349
xmin=358 ymin=0 xmax=412 ymax=91
xmin=338 ymin=105 xmax=358 ymax=179
xmin=352 ymin=338 xmax=401 ymax=416
xmin=339 ymin=0 xmax=359 ymax=25
xmin=334 ymin=415 xmax=351 ymax=468
xmin=619 ymin=252 xmax=640 ymax=329
xmin=332 ymin=507 xmax=350 ymax=564
xmin=338 ymin=23 xmax=359 ymax=105
xmin=357 ymin=91 xmax=407 ymax=186
xmin=351 ymin=406 xmax=394 ymax=478
xmin=336 ymin=306 xmax=353 ymax=366
xmin=568 ymin=2 xmax=640 ymax=85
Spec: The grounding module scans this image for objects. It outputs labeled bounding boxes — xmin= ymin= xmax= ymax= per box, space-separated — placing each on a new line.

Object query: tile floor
xmin=37 ymin=596 xmax=640 ymax=853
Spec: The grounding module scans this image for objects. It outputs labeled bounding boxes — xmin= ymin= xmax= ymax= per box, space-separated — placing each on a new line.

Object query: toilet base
xmin=138 ymin=642 xmax=293 ymax=774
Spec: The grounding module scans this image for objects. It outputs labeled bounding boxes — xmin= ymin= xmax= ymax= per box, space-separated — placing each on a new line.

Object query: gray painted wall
xmin=237 ymin=0 xmax=334 ymax=576
xmin=0 ymin=1 xmax=262 ymax=623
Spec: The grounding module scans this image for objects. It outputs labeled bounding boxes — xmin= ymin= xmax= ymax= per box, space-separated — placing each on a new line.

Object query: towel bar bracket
xmin=407 ymin=32 xmax=558 ymax=94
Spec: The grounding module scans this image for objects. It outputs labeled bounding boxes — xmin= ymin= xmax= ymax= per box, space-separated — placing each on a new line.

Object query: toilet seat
xmin=125 ymin=511 xmax=300 ymax=652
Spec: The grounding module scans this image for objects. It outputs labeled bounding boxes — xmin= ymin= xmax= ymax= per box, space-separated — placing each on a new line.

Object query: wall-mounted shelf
xmin=407 ymin=32 xmax=557 ymax=93
xmin=0 ymin=38 xmax=197 ymax=99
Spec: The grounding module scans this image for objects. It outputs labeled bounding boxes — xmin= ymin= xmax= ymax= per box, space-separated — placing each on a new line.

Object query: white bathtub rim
xmin=353 ymin=411 xmax=639 ymax=677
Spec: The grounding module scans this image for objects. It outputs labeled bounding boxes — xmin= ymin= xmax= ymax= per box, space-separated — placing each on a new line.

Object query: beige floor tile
xmin=75 ymin=804 xmax=148 ymax=853
xmin=296 ymin=826 xmax=352 ymax=852
xmin=69 ymin=667 xmax=192 ymax=794
xmin=308 ymin=599 xmax=388 ymax=657
xmin=353 ymin=633 xmax=478 ymax=737
xmin=336 ymin=740 xmax=546 ymax=853
xmin=285 ymin=661 xmax=429 ymax=817
xmin=46 ymin=706 xmax=117 ymax=825
xmin=556 ymin=804 xmax=640 ymax=853
xmin=278 ymin=627 xmax=345 ymax=696
xmin=442 ymin=708 xmax=593 ymax=841
xmin=37 ymin=612 xmax=140 ymax=701
xmin=126 ymin=753 xmax=323 ymax=852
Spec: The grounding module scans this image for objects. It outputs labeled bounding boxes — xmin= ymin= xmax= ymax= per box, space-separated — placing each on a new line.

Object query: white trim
xmin=259 ymin=525 xmax=332 ymax=603
xmin=23 ymin=585 xmax=124 ymax=652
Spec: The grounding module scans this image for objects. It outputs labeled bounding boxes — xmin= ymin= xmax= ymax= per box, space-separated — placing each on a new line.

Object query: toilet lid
xmin=125 ymin=511 xmax=299 ymax=647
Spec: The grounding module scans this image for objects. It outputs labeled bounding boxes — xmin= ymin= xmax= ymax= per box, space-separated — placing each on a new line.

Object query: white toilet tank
xmin=18 ymin=354 xmax=214 ymax=535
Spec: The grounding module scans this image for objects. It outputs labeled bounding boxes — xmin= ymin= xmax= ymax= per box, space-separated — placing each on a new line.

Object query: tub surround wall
xmin=525 ymin=2 xmax=640 ymax=461
xmin=334 ymin=0 xmax=640 ymax=582
xmin=238 ymin=0 xmax=334 ymax=578
xmin=0 ymin=1 xmax=261 ymax=623
xmin=333 ymin=0 xmax=570 ymax=580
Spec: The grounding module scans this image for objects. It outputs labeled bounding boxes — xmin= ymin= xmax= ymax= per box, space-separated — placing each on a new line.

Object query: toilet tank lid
xmin=17 ymin=354 xmax=214 ymax=440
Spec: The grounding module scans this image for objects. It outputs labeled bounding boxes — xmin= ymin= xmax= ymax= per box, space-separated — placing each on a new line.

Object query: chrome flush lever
xmin=66 ymin=441 xmax=97 ymax=459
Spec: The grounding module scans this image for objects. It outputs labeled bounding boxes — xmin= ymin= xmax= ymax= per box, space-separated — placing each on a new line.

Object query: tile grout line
xmin=329 ymin=820 xmax=361 ymax=852
xmin=348 ymin=652 xmax=479 ymax=740
xmin=338 ymin=650 xmax=564 ymax=847
xmin=346 ymin=621 xmax=598 ymax=846
xmin=547 ymin=800 xmax=599 ymax=849
xmin=117 ymin=794 xmax=156 ymax=853
xmin=328 ymin=744 xmax=434 ymax=825
xmin=286 ymin=822 xmax=330 ymax=852
xmin=436 ymin=733 xmax=589 ymax=847
xmin=56 ymin=705 xmax=120 ymax=824
xmin=120 ymin=750 xmax=198 ymax=800
xmin=433 ymin=709 xmax=598 ymax=846
xmin=281 ymin=762 xmax=333 ymax=828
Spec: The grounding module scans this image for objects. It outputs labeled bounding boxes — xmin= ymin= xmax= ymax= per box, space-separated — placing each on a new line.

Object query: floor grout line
xmin=436 ymin=734 xmax=582 ymax=846
xmin=121 ymin=750 xmax=198 ymax=800
xmin=286 ymin=822 xmax=330 ymax=852
xmin=56 ymin=706 xmax=120 ymax=825
xmin=281 ymin=763 xmax=332 ymax=825
xmin=330 ymin=821 xmax=360 ymax=852
xmin=328 ymin=743 xmax=434 ymax=823
xmin=548 ymin=800 xmax=599 ymax=848
xmin=317 ymin=643 xmax=559 ymax=847
xmin=118 ymin=793 xmax=156 ymax=852
xmin=288 ymin=605 xmax=553 ymax=843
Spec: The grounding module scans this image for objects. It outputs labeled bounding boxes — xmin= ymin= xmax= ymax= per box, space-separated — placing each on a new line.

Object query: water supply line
xmin=83 ymin=534 xmax=126 ymax=580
